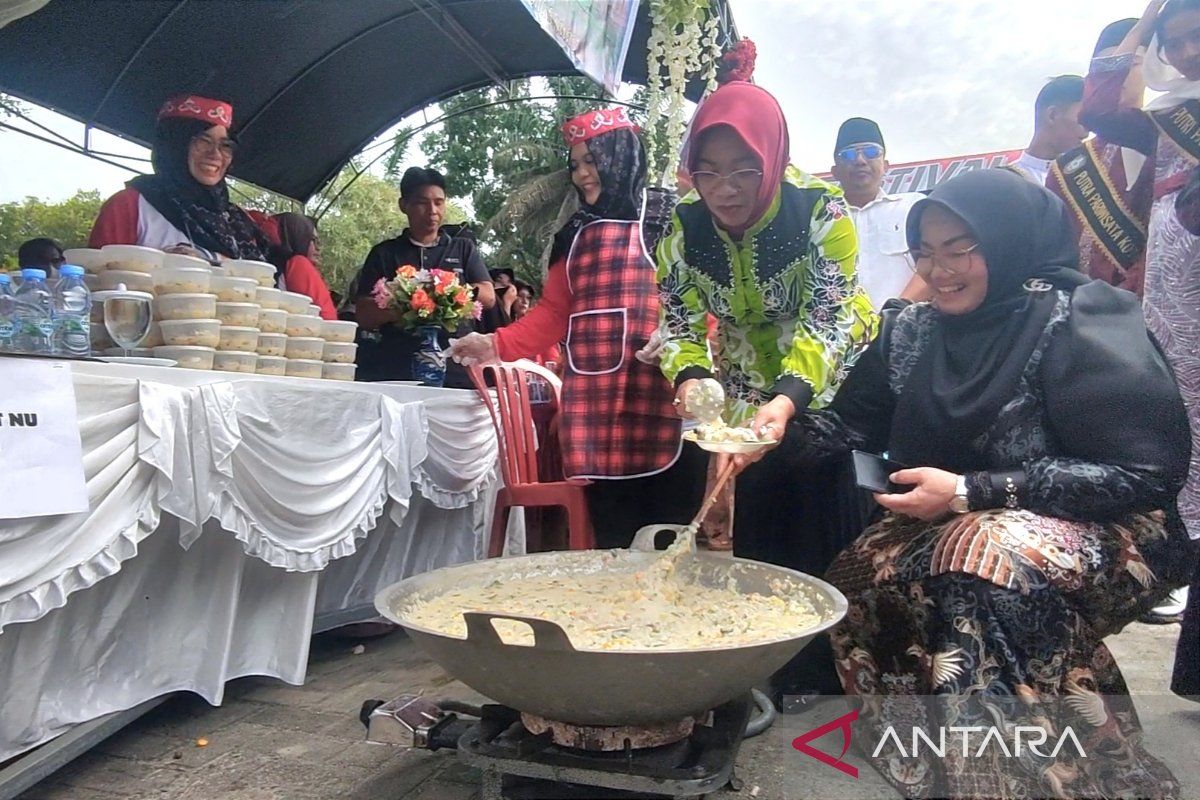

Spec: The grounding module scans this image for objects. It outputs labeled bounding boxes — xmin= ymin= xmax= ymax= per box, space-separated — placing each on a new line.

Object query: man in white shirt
xmin=831 ymin=117 xmax=930 ymax=310
xmin=1011 ymin=75 xmax=1087 ymax=185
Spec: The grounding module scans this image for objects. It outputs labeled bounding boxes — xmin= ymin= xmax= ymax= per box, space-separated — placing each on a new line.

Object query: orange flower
xmin=432 ymin=269 xmax=457 ymax=291
xmin=398 ymin=265 xmax=418 ymax=279
xmin=454 ymin=289 xmax=470 ymax=306
xmin=410 ymin=288 xmax=435 ymax=314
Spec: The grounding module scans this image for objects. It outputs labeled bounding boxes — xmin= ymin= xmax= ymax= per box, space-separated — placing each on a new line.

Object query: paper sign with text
xmin=0 ymin=360 xmax=88 ymax=518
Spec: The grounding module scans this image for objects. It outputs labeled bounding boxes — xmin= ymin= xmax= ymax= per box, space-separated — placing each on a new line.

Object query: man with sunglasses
xmin=831 ymin=117 xmax=930 ymax=310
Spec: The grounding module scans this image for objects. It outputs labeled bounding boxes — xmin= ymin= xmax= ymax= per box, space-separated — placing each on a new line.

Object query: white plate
xmin=682 ymin=430 xmax=779 ymax=454
xmin=97 ymin=356 xmax=178 ymax=368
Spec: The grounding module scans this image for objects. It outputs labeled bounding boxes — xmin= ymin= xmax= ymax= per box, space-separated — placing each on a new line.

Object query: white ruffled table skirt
xmin=0 ymin=359 xmax=518 ymax=760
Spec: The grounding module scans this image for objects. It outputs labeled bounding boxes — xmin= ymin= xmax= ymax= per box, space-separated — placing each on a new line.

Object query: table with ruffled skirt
xmin=0 ymin=359 xmax=520 ymax=761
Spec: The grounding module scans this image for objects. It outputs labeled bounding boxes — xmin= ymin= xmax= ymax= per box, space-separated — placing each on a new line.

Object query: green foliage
xmin=0 ymin=164 xmax=465 ymax=299
xmin=415 ymin=76 xmax=605 ymax=284
xmin=0 ymin=190 xmax=104 ymax=268
xmin=303 ymin=167 xmax=408 ymax=297
xmin=227 ymin=178 xmax=301 ymax=216
xmin=627 ymin=84 xmax=674 ymax=183
xmin=382 ymin=124 xmax=417 ymax=181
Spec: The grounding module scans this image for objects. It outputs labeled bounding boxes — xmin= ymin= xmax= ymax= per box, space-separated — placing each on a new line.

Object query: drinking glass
xmin=104 ymin=294 xmax=152 ymax=358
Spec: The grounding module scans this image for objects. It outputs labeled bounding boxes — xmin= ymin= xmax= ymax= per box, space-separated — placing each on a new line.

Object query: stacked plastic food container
xmin=64 ymin=245 xmax=358 ymax=380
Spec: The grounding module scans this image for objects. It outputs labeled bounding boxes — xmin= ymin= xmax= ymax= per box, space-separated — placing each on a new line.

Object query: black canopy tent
xmin=0 ymin=0 xmax=735 ymax=202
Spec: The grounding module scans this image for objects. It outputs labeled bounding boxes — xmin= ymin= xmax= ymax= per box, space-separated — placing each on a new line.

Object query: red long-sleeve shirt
xmin=284 ymin=255 xmax=338 ymax=320
xmin=495 ymin=258 xmax=571 ymax=361
xmin=89 ymin=188 xmax=146 ymax=248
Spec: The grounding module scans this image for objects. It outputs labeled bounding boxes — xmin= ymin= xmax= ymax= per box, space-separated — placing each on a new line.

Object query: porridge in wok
xmin=401 ymin=541 xmax=821 ymax=651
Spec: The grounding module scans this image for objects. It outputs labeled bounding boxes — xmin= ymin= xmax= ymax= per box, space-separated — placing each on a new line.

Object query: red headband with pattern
xmin=561 ymin=107 xmax=638 ymax=147
xmin=157 ymin=94 xmax=234 ymax=128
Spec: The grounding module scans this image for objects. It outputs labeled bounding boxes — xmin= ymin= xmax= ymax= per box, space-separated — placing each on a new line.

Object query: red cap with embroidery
xmin=560 ymin=107 xmax=638 ymax=147
xmin=157 ymin=94 xmax=234 ymax=128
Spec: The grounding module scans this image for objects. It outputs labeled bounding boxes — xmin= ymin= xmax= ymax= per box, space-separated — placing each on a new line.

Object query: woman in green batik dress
xmin=657 ymin=75 xmax=876 ymax=696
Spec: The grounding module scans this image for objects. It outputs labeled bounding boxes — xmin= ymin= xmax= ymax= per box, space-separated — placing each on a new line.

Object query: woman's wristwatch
xmin=949 ymin=474 xmax=970 ymax=514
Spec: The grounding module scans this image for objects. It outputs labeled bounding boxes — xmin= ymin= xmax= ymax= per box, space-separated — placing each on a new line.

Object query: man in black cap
xmin=1010 ymin=75 xmax=1087 ymax=185
xmin=831 ymin=117 xmax=929 ymax=311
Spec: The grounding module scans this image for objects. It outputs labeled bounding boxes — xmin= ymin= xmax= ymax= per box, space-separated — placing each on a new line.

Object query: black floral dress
xmin=794 ymin=292 xmax=1194 ymax=799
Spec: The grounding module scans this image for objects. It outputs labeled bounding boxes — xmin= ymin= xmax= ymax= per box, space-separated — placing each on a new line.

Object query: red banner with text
xmin=818 ymin=148 xmax=1025 ymax=194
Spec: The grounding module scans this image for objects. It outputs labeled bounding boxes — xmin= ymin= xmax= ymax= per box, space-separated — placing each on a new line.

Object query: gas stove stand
xmin=456 ymin=694 xmax=752 ymax=800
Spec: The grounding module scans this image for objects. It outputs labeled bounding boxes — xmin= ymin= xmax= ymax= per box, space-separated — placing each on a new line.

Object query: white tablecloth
xmin=0 ymin=360 xmax=517 ymax=760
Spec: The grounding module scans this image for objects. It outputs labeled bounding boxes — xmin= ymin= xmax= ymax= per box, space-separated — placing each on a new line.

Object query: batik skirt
xmin=826 ymin=508 xmax=1192 ymax=799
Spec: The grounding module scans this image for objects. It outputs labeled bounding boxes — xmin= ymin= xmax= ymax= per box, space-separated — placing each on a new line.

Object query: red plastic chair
xmin=469 ymin=360 xmax=594 ymax=557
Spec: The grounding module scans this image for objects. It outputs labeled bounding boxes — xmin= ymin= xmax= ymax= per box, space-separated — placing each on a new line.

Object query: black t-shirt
xmin=354 ymin=229 xmax=491 ymax=386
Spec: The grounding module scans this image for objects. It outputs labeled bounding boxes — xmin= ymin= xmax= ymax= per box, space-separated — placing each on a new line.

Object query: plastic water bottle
xmin=12 ymin=268 xmax=55 ymax=354
xmin=0 ymin=273 xmax=16 ymax=353
xmin=53 ymin=264 xmax=91 ymax=358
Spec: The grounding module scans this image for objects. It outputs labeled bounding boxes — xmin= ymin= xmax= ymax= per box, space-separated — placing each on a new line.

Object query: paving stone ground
xmin=14 ymin=622 xmax=1199 ymax=800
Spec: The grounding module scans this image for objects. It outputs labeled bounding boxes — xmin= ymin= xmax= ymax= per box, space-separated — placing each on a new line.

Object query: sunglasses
xmin=836 ymin=143 xmax=884 ymax=162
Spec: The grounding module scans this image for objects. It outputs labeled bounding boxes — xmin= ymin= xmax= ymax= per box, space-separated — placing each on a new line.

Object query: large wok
xmin=374 ymin=526 xmax=847 ymax=726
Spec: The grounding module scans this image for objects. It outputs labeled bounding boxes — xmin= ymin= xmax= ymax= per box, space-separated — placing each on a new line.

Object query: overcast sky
xmin=0 ymin=0 xmax=1144 ymax=204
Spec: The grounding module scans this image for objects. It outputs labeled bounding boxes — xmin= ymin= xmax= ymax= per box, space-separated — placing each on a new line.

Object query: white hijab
xmin=1144 ymin=34 xmax=1200 ymax=110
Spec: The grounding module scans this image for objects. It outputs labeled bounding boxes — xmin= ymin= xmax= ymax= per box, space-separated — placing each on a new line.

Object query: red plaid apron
xmin=560 ymin=220 xmax=681 ymax=479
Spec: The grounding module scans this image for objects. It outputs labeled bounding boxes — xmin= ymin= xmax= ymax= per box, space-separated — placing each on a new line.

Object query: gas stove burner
xmin=458 ymin=694 xmax=753 ymax=800
xmin=519 ymin=711 xmax=697 ymax=751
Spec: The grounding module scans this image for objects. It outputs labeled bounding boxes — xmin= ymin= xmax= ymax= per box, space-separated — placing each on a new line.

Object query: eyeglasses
xmin=689 ymin=168 xmax=763 ymax=193
xmin=190 ymin=134 xmax=237 ymax=158
xmin=905 ymin=242 xmax=981 ymax=276
xmin=836 ymin=143 xmax=884 ymax=163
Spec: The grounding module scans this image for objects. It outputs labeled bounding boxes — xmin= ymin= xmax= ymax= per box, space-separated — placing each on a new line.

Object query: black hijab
xmin=128 ymin=117 xmax=269 ymax=261
xmin=889 ymin=168 xmax=1190 ymax=481
xmin=550 ymin=127 xmax=666 ymax=264
xmin=889 ymin=169 xmax=1089 ymax=471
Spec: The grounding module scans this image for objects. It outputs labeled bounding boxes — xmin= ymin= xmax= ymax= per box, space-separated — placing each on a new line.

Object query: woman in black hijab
xmin=90 ymin=94 xmax=270 ymax=261
xmin=788 ymin=169 xmax=1193 ymax=799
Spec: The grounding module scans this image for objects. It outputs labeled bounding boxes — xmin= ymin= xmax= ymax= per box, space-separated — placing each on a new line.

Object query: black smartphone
xmin=851 ymin=450 xmax=914 ymax=494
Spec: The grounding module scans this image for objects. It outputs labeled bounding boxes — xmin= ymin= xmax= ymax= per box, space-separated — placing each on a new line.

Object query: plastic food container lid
xmin=101 ymin=284 xmax=154 ymax=301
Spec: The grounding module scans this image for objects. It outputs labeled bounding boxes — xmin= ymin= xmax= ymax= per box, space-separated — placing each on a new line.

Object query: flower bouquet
xmin=372 ymin=266 xmax=482 ymax=386
xmin=372 ymin=265 xmax=482 ymax=332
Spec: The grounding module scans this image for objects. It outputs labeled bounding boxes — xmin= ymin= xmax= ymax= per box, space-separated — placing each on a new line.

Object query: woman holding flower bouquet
xmin=451 ymin=108 xmax=704 ymax=548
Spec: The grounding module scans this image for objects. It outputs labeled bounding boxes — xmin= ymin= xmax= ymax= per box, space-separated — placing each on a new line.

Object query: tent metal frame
xmin=1 ymin=90 xmax=641 ymax=216
xmin=310 ymin=92 xmax=639 ymax=220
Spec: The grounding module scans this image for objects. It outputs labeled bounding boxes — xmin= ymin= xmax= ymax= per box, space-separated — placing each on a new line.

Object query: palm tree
xmin=482 ymin=140 xmax=578 ymax=281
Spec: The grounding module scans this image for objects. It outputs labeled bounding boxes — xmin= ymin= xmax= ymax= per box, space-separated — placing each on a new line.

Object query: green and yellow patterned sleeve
xmin=774 ymin=191 xmax=878 ymax=410
xmin=656 ymin=217 xmax=715 ymax=387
